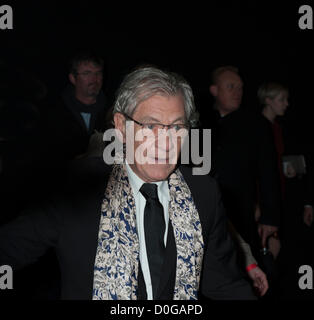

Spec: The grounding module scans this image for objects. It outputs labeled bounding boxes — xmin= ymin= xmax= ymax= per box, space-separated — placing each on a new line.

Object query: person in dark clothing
xmin=207 ymin=66 xmax=282 ymax=280
xmin=258 ymin=81 xmax=314 ymax=299
xmin=44 ymin=50 xmax=108 ymax=163
xmin=258 ymin=82 xmax=290 ymax=261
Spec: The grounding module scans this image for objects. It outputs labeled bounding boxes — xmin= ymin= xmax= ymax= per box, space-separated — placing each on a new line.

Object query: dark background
xmin=1 ymin=1 xmax=313 ymax=128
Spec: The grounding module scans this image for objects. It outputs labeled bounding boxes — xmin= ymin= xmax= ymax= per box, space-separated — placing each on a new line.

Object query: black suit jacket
xmin=209 ymin=109 xmax=281 ymax=243
xmin=41 ymin=88 xmax=107 ymax=163
xmin=0 ymin=161 xmax=255 ymax=300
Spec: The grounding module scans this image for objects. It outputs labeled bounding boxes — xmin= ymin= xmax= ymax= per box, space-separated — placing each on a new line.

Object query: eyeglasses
xmin=76 ymin=71 xmax=103 ymax=78
xmin=123 ymin=114 xmax=189 ymax=132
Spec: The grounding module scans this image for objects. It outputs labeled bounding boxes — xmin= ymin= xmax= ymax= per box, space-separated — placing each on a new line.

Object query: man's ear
xmin=209 ymin=84 xmax=218 ymax=97
xmin=69 ymin=73 xmax=76 ymax=86
xmin=113 ymin=112 xmax=126 ymax=143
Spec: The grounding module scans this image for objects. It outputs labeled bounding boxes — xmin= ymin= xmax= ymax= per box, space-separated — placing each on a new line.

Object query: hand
xmin=86 ymin=130 xmax=105 ymax=157
xmin=258 ymin=224 xmax=278 ymax=248
xmin=247 ymin=266 xmax=269 ymax=296
xmin=268 ymin=237 xmax=281 ymax=260
xmin=304 ymin=206 xmax=314 ymax=227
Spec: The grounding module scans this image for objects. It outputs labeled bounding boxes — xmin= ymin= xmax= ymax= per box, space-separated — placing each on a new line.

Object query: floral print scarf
xmin=92 ymin=164 xmax=204 ymax=300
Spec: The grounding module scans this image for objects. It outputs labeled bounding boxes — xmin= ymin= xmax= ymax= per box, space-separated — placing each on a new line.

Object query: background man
xmin=45 ymin=50 xmax=108 ymax=163
xmin=208 ymin=66 xmax=281 ymax=286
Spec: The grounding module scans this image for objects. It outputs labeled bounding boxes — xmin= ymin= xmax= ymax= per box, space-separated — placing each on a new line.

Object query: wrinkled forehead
xmin=133 ymin=92 xmax=186 ymax=115
xmin=134 ymin=94 xmax=186 ymax=118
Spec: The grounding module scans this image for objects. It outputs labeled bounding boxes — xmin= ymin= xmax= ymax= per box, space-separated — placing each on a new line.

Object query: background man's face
xmin=118 ymin=94 xmax=187 ymax=182
xmin=213 ymin=71 xmax=243 ymax=116
xmin=71 ymin=61 xmax=103 ymax=99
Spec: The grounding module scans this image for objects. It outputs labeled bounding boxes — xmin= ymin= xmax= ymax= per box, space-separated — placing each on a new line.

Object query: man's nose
xmin=156 ymin=129 xmax=173 ymax=151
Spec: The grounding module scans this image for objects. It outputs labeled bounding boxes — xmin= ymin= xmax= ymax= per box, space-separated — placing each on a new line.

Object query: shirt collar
xmin=125 ymin=161 xmax=170 ymax=201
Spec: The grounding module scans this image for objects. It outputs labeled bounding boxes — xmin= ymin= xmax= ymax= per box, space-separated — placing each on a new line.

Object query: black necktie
xmin=140 ymin=183 xmax=166 ymax=299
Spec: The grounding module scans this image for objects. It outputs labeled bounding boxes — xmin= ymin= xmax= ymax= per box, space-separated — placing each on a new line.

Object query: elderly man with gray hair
xmin=0 ymin=66 xmax=255 ymax=300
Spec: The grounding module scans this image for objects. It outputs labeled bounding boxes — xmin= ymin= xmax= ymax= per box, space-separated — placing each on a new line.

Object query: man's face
xmin=211 ymin=71 xmax=243 ymax=116
xmin=70 ymin=61 xmax=103 ymax=100
xmin=115 ymin=94 xmax=187 ymax=182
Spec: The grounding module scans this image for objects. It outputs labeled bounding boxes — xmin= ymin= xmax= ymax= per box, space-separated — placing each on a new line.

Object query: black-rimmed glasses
xmin=123 ymin=114 xmax=189 ymax=132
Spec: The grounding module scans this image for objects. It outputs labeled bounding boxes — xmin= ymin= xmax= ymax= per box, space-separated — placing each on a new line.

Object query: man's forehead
xmin=218 ymin=71 xmax=242 ymax=85
xmin=77 ymin=61 xmax=102 ymax=70
xmin=133 ymin=94 xmax=186 ymax=121
xmin=135 ymin=94 xmax=185 ymax=114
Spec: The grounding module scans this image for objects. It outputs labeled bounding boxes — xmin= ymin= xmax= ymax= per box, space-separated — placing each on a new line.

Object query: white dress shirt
xmin=125 ymin=162 xmax=170 ymax=300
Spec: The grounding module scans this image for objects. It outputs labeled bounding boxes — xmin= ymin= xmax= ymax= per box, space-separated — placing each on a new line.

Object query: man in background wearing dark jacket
xmin=208 ymin=66 xmax=282 ymax=281
xmin=47 ymin=50 xmax=107 ymax=162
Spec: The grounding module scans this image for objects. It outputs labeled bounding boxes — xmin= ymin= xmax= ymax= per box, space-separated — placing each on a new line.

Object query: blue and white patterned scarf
xmin=92 ymin=164 xmax=204 ymax=300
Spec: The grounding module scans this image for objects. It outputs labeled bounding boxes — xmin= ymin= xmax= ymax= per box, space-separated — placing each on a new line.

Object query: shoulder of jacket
xmin=178 ymin=165 xmax=217 ymax=188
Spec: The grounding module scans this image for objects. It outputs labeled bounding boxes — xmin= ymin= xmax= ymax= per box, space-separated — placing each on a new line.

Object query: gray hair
xmin=113 ymin=66 xmax=198 ymax=127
